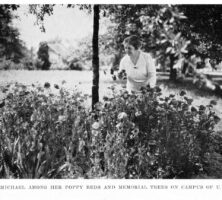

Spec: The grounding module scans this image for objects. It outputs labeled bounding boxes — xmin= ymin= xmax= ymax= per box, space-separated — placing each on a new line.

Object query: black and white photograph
xmin=0 ymin=2 xmax=222 ymax=200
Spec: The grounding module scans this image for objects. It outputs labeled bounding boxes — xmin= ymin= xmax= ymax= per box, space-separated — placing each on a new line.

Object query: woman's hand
xmin=117 ymin=70 xmax=127 ymax=80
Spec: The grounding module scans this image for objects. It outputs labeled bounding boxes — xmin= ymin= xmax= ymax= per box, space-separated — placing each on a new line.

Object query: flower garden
xmin=1 ymin=80 xmax=222 ymax=179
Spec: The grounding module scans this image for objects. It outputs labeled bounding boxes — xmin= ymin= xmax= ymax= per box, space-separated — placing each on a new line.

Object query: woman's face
xmin=123 ymin=43 xmax=136 ymax=56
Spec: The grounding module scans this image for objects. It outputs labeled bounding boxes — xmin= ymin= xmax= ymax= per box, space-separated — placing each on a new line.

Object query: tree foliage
xmin=28 ymin=4 xmax=222 ymax=97
xmin=0 ymin=5 xmax=27 ymax=63
xmin=28 ymin=4 xmax=100 ymax=106
xmin=178 ymin=5 xmax=222 ymax=64
xmin=107 ymin=4 xmax=222 ymax=86
xmin=29 ymin=4 xmax=54 ymax=32
xmin=106 ymin=5 xmax=191 ymax=80
xmin=36 ymin=42 xmax=51 ymax=70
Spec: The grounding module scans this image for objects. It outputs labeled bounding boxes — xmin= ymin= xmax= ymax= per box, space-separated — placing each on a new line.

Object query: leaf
xmin=169 ymin=18 xmax=174 ymax=23
xmin=57 ymin=162 xmax=71 ymax=173
xmin=181 ymin=48 xmax=188 ymax=54
xmin=171 ymin=48 xmax=176 ymax=54
xmin=166 ymin=47 xmax=172 ymax=54
xmin=178 ymin=13 xmax=187 ymax=19
xmin=0 ymin=100 xmax=5 ymax=108
xmin=160 ymin=33 xmax=166 ymax=37
xmin=160 ymin=39 xmax=167 ymax=44
xmin=175 ymin=32 xmax=181 ymax=41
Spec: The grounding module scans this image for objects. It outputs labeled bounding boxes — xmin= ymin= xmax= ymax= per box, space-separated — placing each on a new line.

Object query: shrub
xmin=0 ymin=58 xmax=11 ymax=70
xmin=0 ymin=83 xmax=91 ymax=178
xmin=0 ymin=57 xmax=35 ymax=70
xmin=69 ymin=58 xmax=83 ymax=71
xmin=37 ymin=42 xmax=51 ymax=70
xmin=90 ymin=86 xmax=221 ymax=178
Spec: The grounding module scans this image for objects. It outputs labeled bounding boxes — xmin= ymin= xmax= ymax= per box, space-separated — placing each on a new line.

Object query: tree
xmin=140 ymin=5 xmax=190 ymax=81
xmin=37 ymin=42 xmax=51 ymax=70
xmin=0 ymin=5 xmax=27 ymax=63
xmin=29 ymin=4 xmax=102 ymax=108
xmin=107 ymin=5 xmax=190 ymax=81
xmin=107 ymin=4 xmax=222 ymax=95
xmin=92 ymin=5 xmax=100 ymax=108
xmin=177 ymin=5 xmax=222 ymax=64
xmin=27 ymin=4 xmax=222 ymax=100
xmin=109 ymin=5 xmax=222 ymax=77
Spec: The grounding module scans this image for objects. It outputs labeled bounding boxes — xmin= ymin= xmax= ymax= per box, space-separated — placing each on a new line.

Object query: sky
xmin=12 ymin=5 xmax=94 ymax=49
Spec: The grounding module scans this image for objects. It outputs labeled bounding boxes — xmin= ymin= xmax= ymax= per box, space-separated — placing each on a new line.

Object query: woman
xmin=118 ymin=35 xmax=157 ymax=93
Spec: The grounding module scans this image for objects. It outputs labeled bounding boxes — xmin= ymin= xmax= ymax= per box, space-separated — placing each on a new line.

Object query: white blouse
xmin=118 ymin=51 xmax=157 ymax=93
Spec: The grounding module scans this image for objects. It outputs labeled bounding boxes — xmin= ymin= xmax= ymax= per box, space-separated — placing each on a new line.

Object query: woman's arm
xmin=117 ymin=57 xmax=127 ymax=79
xmin=146 ymin=54 xmax=157 ymax=88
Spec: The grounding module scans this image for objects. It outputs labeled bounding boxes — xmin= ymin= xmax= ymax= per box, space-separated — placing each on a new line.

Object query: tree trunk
xmin=92 ymin=5 xmax=100 ymax=109
xmin=169 ymin=55 xmax=177 ymax=81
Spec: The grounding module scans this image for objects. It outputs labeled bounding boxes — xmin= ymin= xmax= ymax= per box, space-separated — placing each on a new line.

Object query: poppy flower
xmin=118 ymin=112 xmax=128 ymax=120
xmin=92 ymin=122 xmax=100 ymax=130
xmin=54 ymin=84 xmax=59 ymax=89
xmin=44 ymin=82 xmax=50 ymax=88
xmin=180 ymin=90 xmax=186 ymax=96
xmin=210 ymin=100 xmax=217 ymax=106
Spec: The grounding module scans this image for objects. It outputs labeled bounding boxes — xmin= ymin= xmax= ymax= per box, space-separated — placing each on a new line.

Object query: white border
xmin=0 ymin=179 xmax=222 ymax=200
xmin=0 ymin=1 xmax=222 ymax=200
xmin=1 ymin=0 xmax=222 ymax=5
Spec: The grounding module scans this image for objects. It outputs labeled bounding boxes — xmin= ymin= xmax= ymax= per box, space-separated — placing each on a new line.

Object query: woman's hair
xmin=123 ymin=35 xmax=141 ymax=50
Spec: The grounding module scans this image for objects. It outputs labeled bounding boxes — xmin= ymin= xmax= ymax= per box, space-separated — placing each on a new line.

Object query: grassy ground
xmin=0 ymin=70 xmax=222 ymax=131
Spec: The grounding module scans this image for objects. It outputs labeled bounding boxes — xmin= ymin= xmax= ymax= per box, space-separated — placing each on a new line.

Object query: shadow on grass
xmin=157 ymin=78 xmax=222 ymax=99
